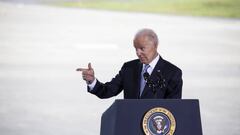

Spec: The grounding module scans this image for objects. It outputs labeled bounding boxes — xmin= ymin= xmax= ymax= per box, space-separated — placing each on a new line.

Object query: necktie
xmin=140 ymin=64 xmax=150 ymax=96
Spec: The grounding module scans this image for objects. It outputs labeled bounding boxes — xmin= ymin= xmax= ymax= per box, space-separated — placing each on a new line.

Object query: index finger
xmin=76 ymin=68 xmax=88 ymax=71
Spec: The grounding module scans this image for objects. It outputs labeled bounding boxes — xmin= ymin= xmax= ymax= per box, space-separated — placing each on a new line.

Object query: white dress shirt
xmin=142 ymin=54 xmax=160 ymax=75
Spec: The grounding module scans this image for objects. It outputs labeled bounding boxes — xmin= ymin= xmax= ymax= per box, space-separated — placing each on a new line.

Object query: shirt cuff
xmin=87 ymin=78 xmax=97 ymax=91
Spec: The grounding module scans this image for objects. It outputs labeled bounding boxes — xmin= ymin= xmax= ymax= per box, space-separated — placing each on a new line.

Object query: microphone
xmin=143 ymin=72 xmax=150 ymax=81
xmin=142 ymin=70 xmax=170 ymax=98
xmin=143 ymin=72 xmax=156 ymax=93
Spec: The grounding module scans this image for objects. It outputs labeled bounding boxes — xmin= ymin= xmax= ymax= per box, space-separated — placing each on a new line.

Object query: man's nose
xmin=136 ymin=50 xmax=141 ymax=56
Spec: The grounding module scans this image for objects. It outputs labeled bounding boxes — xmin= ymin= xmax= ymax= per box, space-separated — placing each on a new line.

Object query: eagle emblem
xmin=142 ymin=107 xmax=176 ymax=135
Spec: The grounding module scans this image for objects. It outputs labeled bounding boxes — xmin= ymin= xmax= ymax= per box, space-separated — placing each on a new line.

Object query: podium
xmin=100 ymin=99 xmax=202 ymax=135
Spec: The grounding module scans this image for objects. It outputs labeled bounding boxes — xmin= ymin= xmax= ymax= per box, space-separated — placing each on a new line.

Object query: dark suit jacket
xmin=88 ymin=57 xmax=182 ymax=99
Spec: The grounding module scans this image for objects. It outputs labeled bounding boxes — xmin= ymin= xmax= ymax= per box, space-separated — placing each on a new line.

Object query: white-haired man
xmin=77 ymin=28 xmax=183 ymax=99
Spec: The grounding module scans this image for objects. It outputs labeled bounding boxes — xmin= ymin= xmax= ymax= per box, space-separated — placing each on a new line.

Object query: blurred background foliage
xmin=58 ymin=0 xmax=240 ymax=18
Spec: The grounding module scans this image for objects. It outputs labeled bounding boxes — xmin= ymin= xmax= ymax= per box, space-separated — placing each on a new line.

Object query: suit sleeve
xmin=87 ymin=64 xmax=126 ymax=99
xmin=165 ymin=68 xmax=183 ymax=99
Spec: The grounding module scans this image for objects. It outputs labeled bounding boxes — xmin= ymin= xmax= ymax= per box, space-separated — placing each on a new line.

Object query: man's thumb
xmin=88 ymin=63 xmax=92 ymax=70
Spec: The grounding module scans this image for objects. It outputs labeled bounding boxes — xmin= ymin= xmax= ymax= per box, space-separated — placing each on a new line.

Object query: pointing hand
xmin=76 ymin=63 xmax=95 ymax=84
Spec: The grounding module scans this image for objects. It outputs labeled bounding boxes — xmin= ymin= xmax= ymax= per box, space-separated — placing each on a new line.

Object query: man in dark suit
xmin=77 ymin=28 xmax=182 ymax=99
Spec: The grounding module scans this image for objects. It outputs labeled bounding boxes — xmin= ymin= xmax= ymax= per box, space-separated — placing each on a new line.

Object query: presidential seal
xmin=142 ymin=107 xmax=176 ymax=135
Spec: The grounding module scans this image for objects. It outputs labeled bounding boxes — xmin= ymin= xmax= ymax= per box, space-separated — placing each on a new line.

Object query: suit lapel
xmin=134 ymin=61 xmax=142 ymax=98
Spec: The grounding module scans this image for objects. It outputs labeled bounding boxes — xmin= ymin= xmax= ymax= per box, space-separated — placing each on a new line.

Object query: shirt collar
xmin=143 ymin=54 xmax=160 ymax=70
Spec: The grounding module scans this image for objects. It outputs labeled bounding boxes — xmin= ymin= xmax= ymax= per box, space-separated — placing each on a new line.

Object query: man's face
xmin=134 ymin=36 xmax=158 ymax=64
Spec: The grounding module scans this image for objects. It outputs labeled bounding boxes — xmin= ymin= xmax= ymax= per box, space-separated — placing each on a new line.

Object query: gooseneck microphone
xmin=143 ymin=70 xmax=167 ymax=98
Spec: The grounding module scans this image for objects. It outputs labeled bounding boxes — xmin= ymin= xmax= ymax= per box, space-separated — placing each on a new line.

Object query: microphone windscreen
xmin=143 ymin=72 xmax=150 ymax=80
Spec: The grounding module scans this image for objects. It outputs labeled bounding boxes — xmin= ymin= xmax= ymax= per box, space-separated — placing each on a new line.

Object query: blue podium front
xmin=100 ymin=99 xmax=202 ymax=135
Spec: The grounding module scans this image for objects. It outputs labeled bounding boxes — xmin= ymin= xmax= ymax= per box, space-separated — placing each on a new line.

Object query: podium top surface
xmin=113 ymin=99 xmax=200 ymax=105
